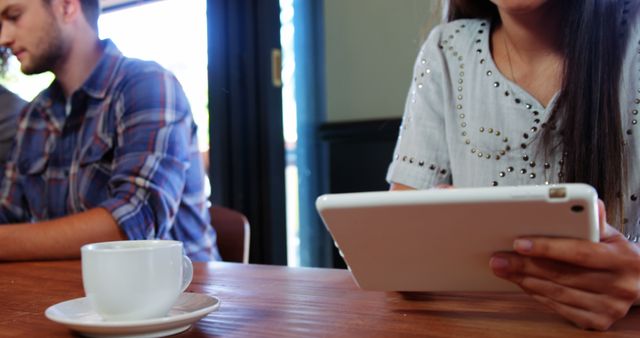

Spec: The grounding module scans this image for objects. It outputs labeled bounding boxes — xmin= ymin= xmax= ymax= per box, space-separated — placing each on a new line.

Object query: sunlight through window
xmin=99 ymin=0 xmax=209 ymax=152
xmin=280 ymin=0 xmax=301 ymax=267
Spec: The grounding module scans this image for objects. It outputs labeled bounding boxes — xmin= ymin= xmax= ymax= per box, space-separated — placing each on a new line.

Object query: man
xmin=0 ymin=0 xmax=219 ymax=261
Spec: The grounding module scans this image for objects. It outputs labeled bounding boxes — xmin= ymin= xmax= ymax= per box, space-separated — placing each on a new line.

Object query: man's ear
xmin=57 ymin=0 xmax=81 ymax=22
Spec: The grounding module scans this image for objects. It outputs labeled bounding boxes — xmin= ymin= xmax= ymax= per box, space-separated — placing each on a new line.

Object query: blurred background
xmin=0 ymin=0 xmax=438 ymax=268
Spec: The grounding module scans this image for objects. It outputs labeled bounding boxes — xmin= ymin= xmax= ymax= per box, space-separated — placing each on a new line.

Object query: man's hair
xmin=79 ymin=0 xmax=101 ymax=31
xmin=43 ymin=0 xmax=101 ymax=31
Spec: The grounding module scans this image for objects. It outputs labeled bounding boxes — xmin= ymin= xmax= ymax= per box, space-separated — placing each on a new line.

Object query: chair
xmin=209 ymin=205 xmax=250 ymax=263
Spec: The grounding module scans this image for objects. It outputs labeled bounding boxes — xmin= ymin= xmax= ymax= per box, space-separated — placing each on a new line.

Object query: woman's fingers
xmin=509 ymin=233 xmax=638 ymax=271
xmin=491 ymin=254 xmax=639 ymax=299
xmin=490 ymin=259 xmax=634 ymax=330
xmin=489 ymin=199 xmax=640 ymax=330
xmin=490 ymin=254 xmax=623 ymax=295
xmin=529 ymin=293 xmax=622 ymax=331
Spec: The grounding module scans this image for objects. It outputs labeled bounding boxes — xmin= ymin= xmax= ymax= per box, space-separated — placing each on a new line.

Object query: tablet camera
xmin=571 ymin=205 xmax=584 ymax=213
xmin=549 ymin=187 xmax=566 ymax=199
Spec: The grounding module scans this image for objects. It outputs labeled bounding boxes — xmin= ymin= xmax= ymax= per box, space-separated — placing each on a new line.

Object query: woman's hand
xmin=490 ymin=200 xmax=640 ymax=330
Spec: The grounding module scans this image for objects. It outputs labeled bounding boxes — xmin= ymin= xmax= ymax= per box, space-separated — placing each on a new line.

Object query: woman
xmin=386 ymin=0 xmax=640 ymax=330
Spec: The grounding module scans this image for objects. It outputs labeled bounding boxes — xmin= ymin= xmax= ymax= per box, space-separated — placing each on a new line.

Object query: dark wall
xmin=319 ymin=118 xmax=402 ymax=267
xmin=207 ymin=0 xmax=286 ymax=265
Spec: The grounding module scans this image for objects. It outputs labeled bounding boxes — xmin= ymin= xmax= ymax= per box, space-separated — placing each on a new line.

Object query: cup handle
xmin=181 ymin=255 xmax=193 ymax=292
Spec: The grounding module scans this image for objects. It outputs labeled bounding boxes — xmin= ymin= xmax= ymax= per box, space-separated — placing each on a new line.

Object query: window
xmin=280 ymin=0 xmax=300 ymax=266
xmin=99 ymin=0 xmax=209 ymax=152
xmin=0 ymin=0 xmax=209 ymax=152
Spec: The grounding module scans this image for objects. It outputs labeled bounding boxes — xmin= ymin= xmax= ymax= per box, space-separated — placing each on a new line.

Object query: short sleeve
xmin=386 ymin=25 xmax=452 ymax=189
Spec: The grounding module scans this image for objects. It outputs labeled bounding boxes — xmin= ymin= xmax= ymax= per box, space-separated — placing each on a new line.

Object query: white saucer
xmin=45 ymin=292 xmax=220 ymax=338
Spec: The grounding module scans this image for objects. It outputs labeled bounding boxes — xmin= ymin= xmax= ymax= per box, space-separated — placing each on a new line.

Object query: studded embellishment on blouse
xmin=629 ymin=39 xmax=640 ymax=136
xmin=390 ymin=15 xmax=640 ymax=242
xmin=393 ymin=153 xmax=450 ymax=178
xmin=445 ymin=25 xmax=517 ymax=164
xmin=443 ymin=21 xmax=549 ymax=183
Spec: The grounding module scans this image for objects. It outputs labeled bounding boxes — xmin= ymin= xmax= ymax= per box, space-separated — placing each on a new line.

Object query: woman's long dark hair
xmin=446 ymin=0 xmax=629 ymax=227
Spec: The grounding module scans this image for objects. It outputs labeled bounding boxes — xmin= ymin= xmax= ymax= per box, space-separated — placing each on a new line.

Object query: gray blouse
xmin=0 ymin=85 xmax=25 ymax=166
xmin=386 ymin=14 xmax=640 ymax=240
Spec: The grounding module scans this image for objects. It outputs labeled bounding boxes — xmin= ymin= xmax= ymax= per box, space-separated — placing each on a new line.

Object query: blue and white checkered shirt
xmin=0 ymin=40 xmax=220 ymax=261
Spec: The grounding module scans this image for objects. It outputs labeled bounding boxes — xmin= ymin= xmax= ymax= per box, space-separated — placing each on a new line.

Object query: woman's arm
xmin=390 ymin=183 xmax=453 ymax=191
xmin=390 ymin=183 xmax=416 ymax=191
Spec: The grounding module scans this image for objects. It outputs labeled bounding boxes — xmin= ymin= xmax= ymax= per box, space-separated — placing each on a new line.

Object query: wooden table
xmin=1 ymin=261 xmax=640 ymax=337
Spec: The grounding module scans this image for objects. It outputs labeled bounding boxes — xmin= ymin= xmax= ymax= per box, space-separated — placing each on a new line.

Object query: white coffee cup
xmin=81 ymin=240 xmax=193 ymax=321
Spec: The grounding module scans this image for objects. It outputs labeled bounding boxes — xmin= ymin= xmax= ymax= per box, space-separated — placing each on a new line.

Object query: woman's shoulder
xmin=417 ymin=18 xmax=489 ymax=68
xmin=625 ymin=1 xmax=640 ymax=41
xmin=428 ymin=18 xmax=488 ymax=41
xmin=622 ymin=2 xmax=640 ymax=76
xmin=439 ymin=18 xmax=487 ymax=31
xmin=420 ymin=18 xmax=489 ymax=54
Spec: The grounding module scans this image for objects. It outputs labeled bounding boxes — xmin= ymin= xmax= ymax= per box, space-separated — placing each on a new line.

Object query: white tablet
xmin=316 ymin=183 xmax=599 ymax=292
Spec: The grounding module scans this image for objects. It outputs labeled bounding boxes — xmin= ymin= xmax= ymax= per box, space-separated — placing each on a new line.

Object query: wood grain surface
xmin=1 ymin=261 xmax=639 ymax=337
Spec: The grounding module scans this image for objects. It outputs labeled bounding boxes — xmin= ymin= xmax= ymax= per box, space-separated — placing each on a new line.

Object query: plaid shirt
xmin=0 ymin=40 xmax=219 ymax=261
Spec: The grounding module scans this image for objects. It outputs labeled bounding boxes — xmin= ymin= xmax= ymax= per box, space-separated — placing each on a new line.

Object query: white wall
xmin=324 ymin=0 xmax=438 ymax=122
xmin=101 ymin=0 xmax=137 ymax=10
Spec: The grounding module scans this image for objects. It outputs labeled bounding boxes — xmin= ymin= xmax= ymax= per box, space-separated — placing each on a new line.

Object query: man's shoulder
xmin=104 ymin=56 xmax=189 ymax=115
xmin=102 ymin=39 xmax=173 ymax=78
xmin=119 ymin=56 xmax=170 ymax=74
xmin=108 ymin=56 xmax=182 ymax=96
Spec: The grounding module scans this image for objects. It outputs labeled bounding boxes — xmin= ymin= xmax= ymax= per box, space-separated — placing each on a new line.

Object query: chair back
xmin=209 ymin=205 xmax=250 ymax=263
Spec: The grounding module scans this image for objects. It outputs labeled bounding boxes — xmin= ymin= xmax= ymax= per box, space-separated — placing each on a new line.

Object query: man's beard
xmin=21 ymin=25 xmax=66 ymax=75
